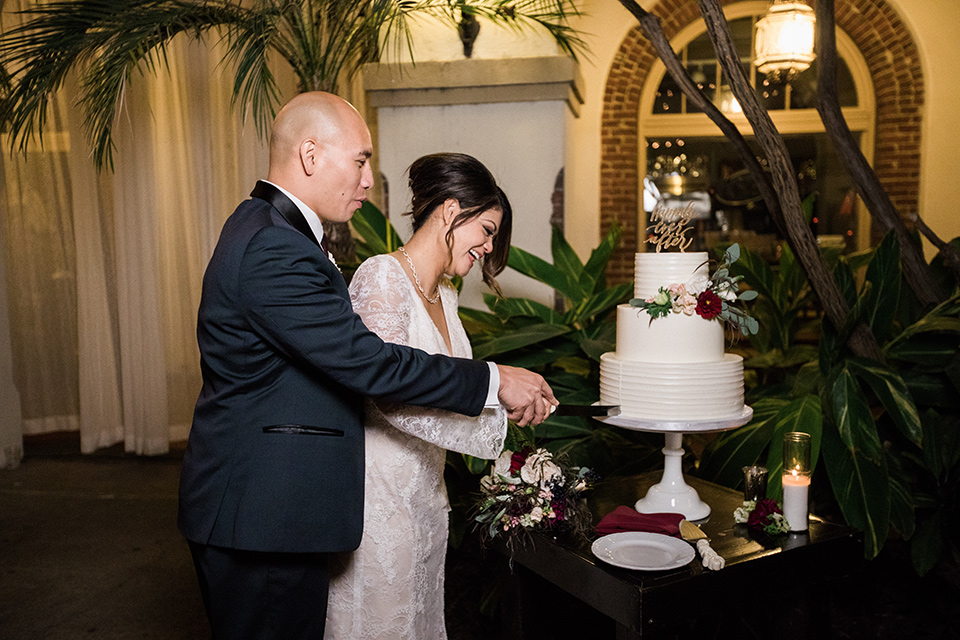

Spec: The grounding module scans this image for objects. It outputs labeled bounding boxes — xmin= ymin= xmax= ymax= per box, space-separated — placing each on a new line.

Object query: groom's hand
xmin=496 ymin=365 xmax=558 ymax=427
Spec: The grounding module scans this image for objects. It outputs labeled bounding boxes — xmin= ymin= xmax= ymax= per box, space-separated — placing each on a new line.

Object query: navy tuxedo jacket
xmin=177 ymin=182 xmax=489 ymax=553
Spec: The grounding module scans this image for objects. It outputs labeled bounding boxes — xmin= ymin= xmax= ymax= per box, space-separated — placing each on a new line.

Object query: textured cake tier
xmin=634 ymin=252 xmax=710 ymax=299
xmin=615 ymin=304 xmax=724 ymax=363
xmin=599 ymin=352 xmax=745 ymax=420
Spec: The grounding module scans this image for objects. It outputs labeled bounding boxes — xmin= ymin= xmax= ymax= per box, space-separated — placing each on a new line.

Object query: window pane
xmin=653 ymin=71 xmax=683 ymax=114
xmin=644 ymin=134 xmax=860 ymax=257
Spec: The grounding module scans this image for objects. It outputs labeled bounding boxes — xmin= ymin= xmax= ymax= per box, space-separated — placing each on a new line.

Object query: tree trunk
xmin=814 ymin=0 xmax=947 ymax=306
xmin=694 ymin=0 xmax=881 ymax=360
xmin=616 ymin=0 xmax=787 ymax=237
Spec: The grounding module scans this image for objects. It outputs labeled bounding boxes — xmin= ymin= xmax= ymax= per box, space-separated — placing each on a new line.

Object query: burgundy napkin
xmin=595 ymin=505 xmax=684 ymax=537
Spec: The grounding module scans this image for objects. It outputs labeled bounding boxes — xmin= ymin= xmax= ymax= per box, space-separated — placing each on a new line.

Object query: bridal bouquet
xmin=474 ymin=446 xmax=596 ymax=550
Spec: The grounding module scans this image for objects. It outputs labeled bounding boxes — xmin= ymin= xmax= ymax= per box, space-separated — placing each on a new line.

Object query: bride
xmin=325 ymin=153 xmax=512 ymax=639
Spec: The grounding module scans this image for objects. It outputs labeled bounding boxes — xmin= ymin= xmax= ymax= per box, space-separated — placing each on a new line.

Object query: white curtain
xmin=0 ymin=17 xmax=279 ymax=457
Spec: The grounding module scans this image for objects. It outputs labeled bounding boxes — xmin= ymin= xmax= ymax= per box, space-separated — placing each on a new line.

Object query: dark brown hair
xmin=406 ymin=152 xmax=513 ymax=294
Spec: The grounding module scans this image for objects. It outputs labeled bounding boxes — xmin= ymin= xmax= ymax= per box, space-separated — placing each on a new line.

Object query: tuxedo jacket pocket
xmin=262 ymin=424 xmax=344 ymax=437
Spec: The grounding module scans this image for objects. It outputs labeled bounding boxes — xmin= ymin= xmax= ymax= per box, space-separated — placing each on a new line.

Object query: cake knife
xmin=679 ymin=519 xmax=725 ymax=570
xmin=551 ymin=404 xmax=621 ymax=417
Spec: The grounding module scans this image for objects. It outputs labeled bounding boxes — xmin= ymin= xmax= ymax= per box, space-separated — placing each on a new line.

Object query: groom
xmin=178 ymin=91 xmax=556 ymax=639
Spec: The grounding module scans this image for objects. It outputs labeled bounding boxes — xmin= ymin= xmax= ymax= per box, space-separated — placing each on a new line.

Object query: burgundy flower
xmin=747 ymin=498 xmax=783 ymax=530
xmin=510 ymin=449 xmax=530 ymax=473
xmin=696 ymin=290 xmax=723 ymax=319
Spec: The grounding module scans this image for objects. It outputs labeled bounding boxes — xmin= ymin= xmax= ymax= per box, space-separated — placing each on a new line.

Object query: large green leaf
xmin=830 ymin=366 xmax=884 ymax=465
xmin=731 ymin=245 xmax=783 ymax=309
xmin=350 ymin=201 xmax=402 ymax=259
xmin=863 ymin=231 xmax=902 ymax=342
xmin=579 ymin=224 xmax=621 ymax=295
xmin=778 ymin=243 xmax=808 ymax=303
xmin=920 ymin=409 xmax=960 ymax=482
xmin=568 ymin=283 xmax=632 ymax=326
xmin=535 ymin=415 xmax=594 ymax=439
xmin=458 ymin=307 xmax=503 ymax=333
xmin=470 ymin=323 xmax=571 ymax=360
xmin=508 ymin=245 xmax=583 ymax=303
xmin=885 ymin=334 xmax=960 ymax=366
xmin=486 ymin=295 xmax=561 ymax=324
xmin=821 ymin=422 xmax=890 ymax=559
xmin=764 ymin=395 xmax=823 ymax=499
xmin=550 ymin=225 xmax=584 ymax=281
xmin=904 ymin=372 xmax=958 ymax=410
xmin=887 ymin=452 xmax=916 ymax=539
xmin=697 ymin=397 xmax=787 ymax=488
xmin=846 ymin=358 xmax=922 ymax=446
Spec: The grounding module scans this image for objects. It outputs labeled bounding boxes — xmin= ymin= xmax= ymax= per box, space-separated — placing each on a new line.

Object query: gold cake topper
xmin=646 ymin=202 xmax=696 ymax=252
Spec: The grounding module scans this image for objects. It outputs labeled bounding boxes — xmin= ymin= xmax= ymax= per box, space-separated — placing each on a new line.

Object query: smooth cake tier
xmin=615 ymin=304 xmax=724 ymax=363
xmin=599 ymin=352 xmax=745 ymax=420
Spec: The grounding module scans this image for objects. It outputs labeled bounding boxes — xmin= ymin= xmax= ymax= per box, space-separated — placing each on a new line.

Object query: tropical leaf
xmin=887 ymin=453 xmax=916 ymax=540
xmin=470 ymin=323 xmax=571 ymax=360
xmin=568 ymin=283 xmax=632 ymax=325
xmin=862 ymin=231 xmax=902 ymax=342
xmin=550 ymin=224 xmax=583 ymax=281
xmin=534 ymin=415 xmax=594 ymax=439
xmin=829 ymin=365 xmax=884 ymax=465
xmin=846 ymin=358 xmax=922 ymax=446
xmin=579 ymin=224 xmax=621 ymax=295
xmin=350 ymin=201 xmax=403 ymax=259
xmin=507 ymin=245 xmax=582 ymax=303
xmin=697 ymin=397 xmax=787 ymax=488
xmin=486 ymin=295 xmax=561 ymax=324
xmin=730 ymin=244 xmax=782 ymax=309
xmin=821 ymin=422 xmax=890 ymax=559
xmin=764 ymin=395 xmax=823 ymax=499
xmin=911 ymin=511 xmax=943 ymax=576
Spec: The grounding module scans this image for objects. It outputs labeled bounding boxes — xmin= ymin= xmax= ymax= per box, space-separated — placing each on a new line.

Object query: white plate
xmin=591 ymin=531 xmax=695 ymax=571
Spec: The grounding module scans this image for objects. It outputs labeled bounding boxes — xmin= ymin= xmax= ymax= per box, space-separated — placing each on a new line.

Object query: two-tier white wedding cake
xmin=599 ymin=252 xmax=746 ymax=421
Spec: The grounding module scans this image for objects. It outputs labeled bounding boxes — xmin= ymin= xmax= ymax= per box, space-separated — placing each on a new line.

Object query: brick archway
xmin=600 ymin=0 xmax=924 ymax=281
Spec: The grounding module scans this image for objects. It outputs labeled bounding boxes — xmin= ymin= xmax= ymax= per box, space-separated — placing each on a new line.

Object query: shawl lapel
xmin=250 ymin=181 xmax=321 ymax=249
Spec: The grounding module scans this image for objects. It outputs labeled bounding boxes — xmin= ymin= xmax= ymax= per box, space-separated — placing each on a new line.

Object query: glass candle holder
xmin=782 ymin=432 xmax=811 ymax=531
xmin=742 ymin=465 xmax=769 ymax=501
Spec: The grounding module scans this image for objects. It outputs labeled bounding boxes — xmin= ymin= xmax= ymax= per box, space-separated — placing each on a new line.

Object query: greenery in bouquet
xmin=474 ymin=445 xmax=596 ymax=552
xmin=630 ymin=243 xmax=759 ymax=336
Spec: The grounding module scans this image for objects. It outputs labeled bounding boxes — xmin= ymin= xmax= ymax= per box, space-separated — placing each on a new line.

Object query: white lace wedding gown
xmin=325 ymin=254 xmax=507 ymax=640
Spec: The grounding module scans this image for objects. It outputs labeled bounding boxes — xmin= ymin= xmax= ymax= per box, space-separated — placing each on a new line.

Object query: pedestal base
xmin=633 ymin=432 xmax=712 ymax=520
xmin=598 ymin=408 xmax=753 ymax=521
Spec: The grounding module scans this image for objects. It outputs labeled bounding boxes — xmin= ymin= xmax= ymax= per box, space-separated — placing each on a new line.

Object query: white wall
xmin=377 ymin=101 xmax=565 ymax=310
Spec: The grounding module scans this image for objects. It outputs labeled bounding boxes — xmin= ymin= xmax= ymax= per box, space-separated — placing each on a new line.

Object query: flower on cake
xmin=630 ymin=243 xmax=759 ymax=336
xmin=474 ymin=446 xmax=596 ymax=551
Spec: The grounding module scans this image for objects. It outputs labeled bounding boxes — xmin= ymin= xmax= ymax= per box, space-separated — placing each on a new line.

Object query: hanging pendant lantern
xmin=754 ymin=0 xmax=816 ymax=83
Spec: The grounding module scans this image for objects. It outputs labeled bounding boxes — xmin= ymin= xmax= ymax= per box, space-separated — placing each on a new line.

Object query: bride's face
xmin=444 ymin=205 xmax=503 ymax=278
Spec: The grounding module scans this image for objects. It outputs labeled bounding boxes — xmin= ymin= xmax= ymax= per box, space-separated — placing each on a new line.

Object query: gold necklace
xmin=398 ymin=246 xmax=440 ymax=304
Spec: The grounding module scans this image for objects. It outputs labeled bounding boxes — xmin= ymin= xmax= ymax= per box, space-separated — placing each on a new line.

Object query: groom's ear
xmin=300 ymin=139 xmax=319 ymax=176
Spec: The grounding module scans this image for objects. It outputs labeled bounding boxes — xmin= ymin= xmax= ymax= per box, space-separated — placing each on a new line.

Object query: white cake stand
xmin=597 ymin=406 xmax=753 ymax=521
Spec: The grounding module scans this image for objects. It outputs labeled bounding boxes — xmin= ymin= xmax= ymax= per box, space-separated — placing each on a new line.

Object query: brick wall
xmin=600 ymin=0 xmax=923 ymax=282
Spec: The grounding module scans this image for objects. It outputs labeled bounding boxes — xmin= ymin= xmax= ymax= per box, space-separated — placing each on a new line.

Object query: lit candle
xmin=782 ymin=471 xmax=810 ymax=531
xmin=782 ymin=432 xmax=812 ymax=532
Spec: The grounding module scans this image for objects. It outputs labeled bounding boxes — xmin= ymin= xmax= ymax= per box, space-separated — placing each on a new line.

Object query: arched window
xmin=639 ymin=3 xmax=874 ymax=259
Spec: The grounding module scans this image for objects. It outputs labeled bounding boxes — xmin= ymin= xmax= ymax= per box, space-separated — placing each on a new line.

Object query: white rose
xmin=530 ymin=506 xmax=544 ymax=522
xmin=520 ymin=449 xmax=562 ymax=487
xmin=493 ymin=450 xmax=514 ymax=479
xmin=686 ymin=275 xmax=709 ymax=296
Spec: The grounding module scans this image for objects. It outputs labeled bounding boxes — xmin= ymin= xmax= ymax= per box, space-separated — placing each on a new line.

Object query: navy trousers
xmin=189 ymin=541 xmax=331 ymax=640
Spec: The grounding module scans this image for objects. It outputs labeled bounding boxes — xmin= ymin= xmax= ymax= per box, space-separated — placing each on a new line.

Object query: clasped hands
xmin=496 ymin=365 xmax=558 ymax=427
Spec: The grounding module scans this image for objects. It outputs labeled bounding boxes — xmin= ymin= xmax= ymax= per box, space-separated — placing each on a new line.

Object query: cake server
xmin=679 ymin=519 xmax=725 ymax=570
xmin=551 ymin=404 xmax=621 ymax=418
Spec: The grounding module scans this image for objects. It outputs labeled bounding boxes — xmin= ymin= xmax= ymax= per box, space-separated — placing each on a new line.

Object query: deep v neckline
xmin=387 ymin=255 xmax=454 ymax=356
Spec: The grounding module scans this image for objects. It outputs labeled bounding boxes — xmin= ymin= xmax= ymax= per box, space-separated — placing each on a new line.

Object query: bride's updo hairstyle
xmin=406 ymin=152 xmax=513 ymax=295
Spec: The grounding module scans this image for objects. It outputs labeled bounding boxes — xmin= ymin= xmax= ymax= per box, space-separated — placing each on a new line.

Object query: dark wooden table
xmin=496 ymin=472 xmax=864 ymax=639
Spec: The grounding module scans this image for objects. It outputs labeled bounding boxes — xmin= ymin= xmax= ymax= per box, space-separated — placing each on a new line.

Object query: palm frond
xmin=1 ymin=0 xmax=247 ymax=169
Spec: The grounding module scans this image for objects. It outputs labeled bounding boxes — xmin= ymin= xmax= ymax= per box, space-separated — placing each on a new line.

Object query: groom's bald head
xmin=266 ymin=92 xmax=374 ymax=223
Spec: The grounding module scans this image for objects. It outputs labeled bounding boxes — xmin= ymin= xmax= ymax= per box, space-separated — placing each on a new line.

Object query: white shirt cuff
xmin=485 ymin=362 xmax=500 ymax=407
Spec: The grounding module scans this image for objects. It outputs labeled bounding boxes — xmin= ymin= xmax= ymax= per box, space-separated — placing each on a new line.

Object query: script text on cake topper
xmin=646 ymin=202 xmax=697 ymax=252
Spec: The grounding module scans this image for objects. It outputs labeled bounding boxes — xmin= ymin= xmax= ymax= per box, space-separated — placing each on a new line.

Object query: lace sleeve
xmin=349 ymin=256 xmax=507 ymax=460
